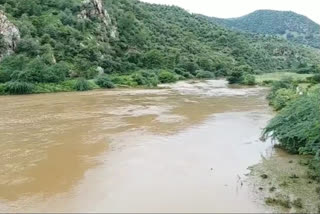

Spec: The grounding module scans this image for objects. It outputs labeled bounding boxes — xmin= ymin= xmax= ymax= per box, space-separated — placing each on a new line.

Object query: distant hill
xmin=209 ymin=10 xmax=320 ymax=48
xmin=0 ymin=1 xmax=320 ymax=94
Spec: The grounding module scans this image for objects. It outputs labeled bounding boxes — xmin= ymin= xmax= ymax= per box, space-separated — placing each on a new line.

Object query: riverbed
xmin=0 ymin=80 xmax=274 ymax=213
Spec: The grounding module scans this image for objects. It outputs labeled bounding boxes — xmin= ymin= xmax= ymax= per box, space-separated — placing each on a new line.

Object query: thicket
xmin=264 ymin=78 xmax=320 ymax=181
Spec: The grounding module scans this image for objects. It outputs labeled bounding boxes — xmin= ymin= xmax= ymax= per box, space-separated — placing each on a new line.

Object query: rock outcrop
xmin=0 ymin=11 xmax=20 ymax=61
xmin=79 ymin=0 xmax=117 ymax=38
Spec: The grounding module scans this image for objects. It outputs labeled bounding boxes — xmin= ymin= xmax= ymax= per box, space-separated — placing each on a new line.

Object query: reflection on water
xmin=0 ymin=80 xmax=273 ymax=212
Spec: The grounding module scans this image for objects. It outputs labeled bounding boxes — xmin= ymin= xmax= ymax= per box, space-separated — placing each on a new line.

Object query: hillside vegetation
xmin=210 ymin=10 xmax=320 ymax=49
xmin=0 ymin=0 xmax=320 ymax=94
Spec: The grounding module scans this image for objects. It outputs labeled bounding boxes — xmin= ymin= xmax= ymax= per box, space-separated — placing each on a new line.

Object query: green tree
xmin=158 ymin=70 xmax=178 ymax=83
xmin=143 ymin=50 xmax=164 ymax=69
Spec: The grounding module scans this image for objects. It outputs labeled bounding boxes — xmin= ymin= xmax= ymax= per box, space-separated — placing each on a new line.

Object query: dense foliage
xmin=95 ymin=75 xmax=115 ymax=89
xmin=4 ymin=81 xmax=34 ymax=94
xmin=227 ymin=65 xmax=256 ymax=85
xmin=267 ymin=77 xmax=297 ymax=110
xmin=264 ymin=91 xmax=320 ymax=155
xmin=0 ymin=0 xmax=320 ymax=94
xmin=210 ymin=10 xmax=320 ymax=48
xmin=74 ymin=78 xmax=92 ymax=91
xmin=264 ymin=77 xmax=320 ymax=181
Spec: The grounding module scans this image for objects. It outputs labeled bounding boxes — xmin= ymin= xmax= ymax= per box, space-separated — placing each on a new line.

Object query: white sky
xmin=141 ymin=0 xmax=320 ymax=24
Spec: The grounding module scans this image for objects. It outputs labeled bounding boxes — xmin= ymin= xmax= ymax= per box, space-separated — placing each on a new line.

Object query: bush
xmin=0 ymin=84 xmax=5 ymax=95
xmin=242 ymin=73 xmax=256 ymax=85
xmin=270 ymin=88 xmax=297 ymax=111
xmin=262 ymin=80 xmax=275 ymax=85
xmin=0 ymin=55 xmax=30 ymax=83
xmin=158 ymin=70 xmax=178 ymax=83
xmin=227 ymin=70 xmax=243 ymax=84
xmin=95 ymin=75 xmax=115 ymax=89
xmin=4 ymin=81 xmax=34 ymax=94
xmin=267 ymin=77 xmax=295 ymax=100
xmin=32 ymin=83 xmax=73 ymax=93
xmin=45 ymin=62 xmax=69 ymax=83
xmin=195 ymin=70 xmax=215 ymax=79
xmin=110 ymin=75 xmax=137 ymax=87
xmin=9 ymin=58 xmax=54 ymax=83
xmin=74 ymin=78 xmax=92 ymax=91
xmin=174 ymin=68 xmax=194 ymax=79
xmin=131 ymin=70 xmax=159 ymax=87
xmin=297 ymin=67 xmax=312 ymax=74
xmin=263 ymin=92 xmax=320 ymax=155
xmin=307 ymin=74 xmax=320 ymax=84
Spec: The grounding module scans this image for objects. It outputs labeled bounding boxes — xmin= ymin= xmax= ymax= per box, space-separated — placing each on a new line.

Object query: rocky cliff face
xmin=0 ymin=11 xmax=20 ymax=61
xmin=79 ymin=0 xmax=117 ymax=38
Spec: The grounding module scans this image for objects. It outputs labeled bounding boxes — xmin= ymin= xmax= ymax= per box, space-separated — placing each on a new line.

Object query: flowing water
xmin=0 ymin=80 xmax=274 ymax=213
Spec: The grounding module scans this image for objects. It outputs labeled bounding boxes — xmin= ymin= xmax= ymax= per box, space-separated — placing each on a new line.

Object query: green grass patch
xmin=255 ymin=72 xmax=313 ymax=84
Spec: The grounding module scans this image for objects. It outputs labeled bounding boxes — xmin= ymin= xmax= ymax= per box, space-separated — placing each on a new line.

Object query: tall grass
xmin=255 ymin=72 xmax=313 ymax=84
xmin=74 ymin=78 xmax=92 ymax=91
xmin=4 ymin=81 xmax=34 ymax=94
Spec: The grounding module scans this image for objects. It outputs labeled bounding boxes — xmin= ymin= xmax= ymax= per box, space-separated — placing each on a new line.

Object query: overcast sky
xmin=141 ymin=0 xmax=320 ymax=24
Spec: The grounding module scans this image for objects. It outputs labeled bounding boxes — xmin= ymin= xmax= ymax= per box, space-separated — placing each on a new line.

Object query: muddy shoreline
xmin=248 ymin=148 xmax=320 ymax=213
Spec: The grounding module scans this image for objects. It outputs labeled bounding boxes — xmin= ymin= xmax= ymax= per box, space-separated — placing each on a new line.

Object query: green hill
xmin=209 ymin=10 xmax=320 ymax=48
xmin=0 ymin=0 xmax=319 ymax=94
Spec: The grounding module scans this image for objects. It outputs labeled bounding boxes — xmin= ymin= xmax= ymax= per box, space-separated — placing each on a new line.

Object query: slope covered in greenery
xmin=209 ymin=10 xmax=320 ymax=49
xmin=0 ymin=0 xmax=319 ymax=94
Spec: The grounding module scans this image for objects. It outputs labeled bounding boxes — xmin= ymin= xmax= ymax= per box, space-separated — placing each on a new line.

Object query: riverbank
xmin=247 ymin=74 xmax=320 ymax=213
xmin=248 ymin=148 xmax=320 ymax=213
xmin=1 ymin=71 xmax=316 ymax=96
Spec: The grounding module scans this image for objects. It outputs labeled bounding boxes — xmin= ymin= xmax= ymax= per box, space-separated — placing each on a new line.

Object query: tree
xmin=227 ymin=70 xmax=243 ymax=84
xmin=0 ymin=35 xmax=7 ymax=54
xmin=158 ymin=70 xmax=178 ymax=83
xmin=143 ymin=50 xmax=164 ymax=69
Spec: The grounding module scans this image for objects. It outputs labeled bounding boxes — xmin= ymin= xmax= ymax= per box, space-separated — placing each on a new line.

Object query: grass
xmin=0 ymin=80 xmax=102 ymax=95
xmin=255 ymin=72 xmax=313 ymax=84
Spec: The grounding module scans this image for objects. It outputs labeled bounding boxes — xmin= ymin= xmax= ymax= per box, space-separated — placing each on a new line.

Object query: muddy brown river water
xmin=0 ymin=80 xmax=274 ymax=213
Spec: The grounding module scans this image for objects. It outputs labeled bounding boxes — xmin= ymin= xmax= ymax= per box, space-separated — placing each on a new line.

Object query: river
xmin=0 ymin=80 xmax=274 ymax=213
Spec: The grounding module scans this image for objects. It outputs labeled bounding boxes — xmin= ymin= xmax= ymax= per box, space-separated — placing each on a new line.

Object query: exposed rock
xmin=0 ymin=11 xmax=20 ymax=61
xmin=79 ymin=0 xmax=117 ymax=39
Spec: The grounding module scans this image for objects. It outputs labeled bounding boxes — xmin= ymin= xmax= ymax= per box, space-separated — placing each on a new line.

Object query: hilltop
xmin=209 ymin=10 xmax=320 ymax=48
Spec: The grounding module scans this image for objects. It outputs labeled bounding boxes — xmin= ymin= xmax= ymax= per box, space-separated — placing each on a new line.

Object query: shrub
xmin=195 ymin=70 xmax=215 ymax=79
xmin=45 ymin=62 xmax=70 ymax=83
xmin=9 ymin=58 xmax=53 ymax=83
xmin=4 ymin=81 xmax=34 ymax=94
xmin=242 ymin=73 xmax=256 ymax=85
xmin=0 ymin=84 xmax=5 ymax=95
xmin=297 ymin=67 xmax=312 ymax=74
xmin=158 ymin=70 xmax=178 ymax=83
xmin=227 ymin=70 xmax=243 ymax=84
xmin=74 ymin=78 xmax=92 ymax=91
xmin=131 ymin=70 xmax=159 ymax=87
xmin=110 ymin=75 xmax=137 ymax=87
xmin=262 ymin=80 xmax=275 ymax=85
xmin=307 ymin=74 xmax=320 ymax=84
xmin=292 ymin=198 xmax=303 ymax=209
xmin=267 ymin=77 xmax=295 ymax=100
xmin=174 ymin=68 xmax=194 ymax=79
xmin=270 ymin=88 xmax=297 ymax=111
xmin=263 ymin=92 xmax=320 ymax=155
xmin=95 ymin=75 xmax=115 ymax=89
xmin=0 ymin=55 xmax=30 ymax=83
